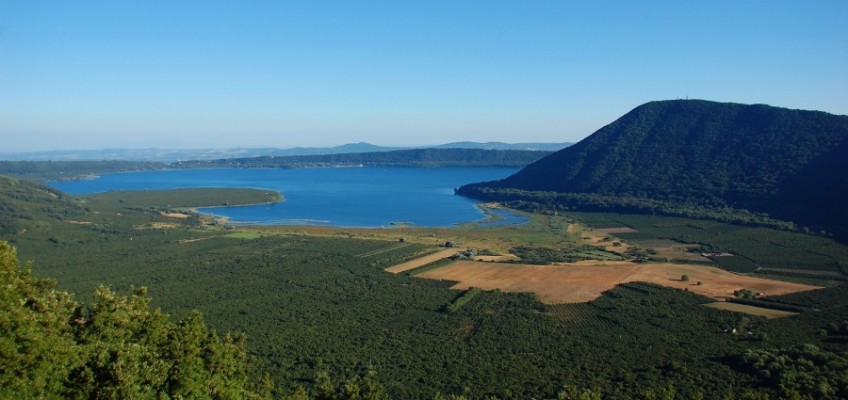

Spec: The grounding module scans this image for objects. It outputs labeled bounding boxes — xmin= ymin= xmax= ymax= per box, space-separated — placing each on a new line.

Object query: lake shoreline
xmin=50 ymin=167 xmax=524 ymax=228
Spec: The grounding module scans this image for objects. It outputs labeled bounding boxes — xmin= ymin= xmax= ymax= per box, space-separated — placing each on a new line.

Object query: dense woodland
xmin=2 ymin=175 xmax=848 ymax=398
xmin=459 ymin=100 xmax=848 ymax=240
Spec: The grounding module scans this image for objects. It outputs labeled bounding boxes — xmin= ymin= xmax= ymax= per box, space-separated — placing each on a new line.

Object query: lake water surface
xmin=50 ymin=168 xmax=525 ymax=227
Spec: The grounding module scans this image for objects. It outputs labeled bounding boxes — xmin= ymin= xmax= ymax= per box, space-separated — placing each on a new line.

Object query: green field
xmin=224 ymin=232 xmax=263 ymax=239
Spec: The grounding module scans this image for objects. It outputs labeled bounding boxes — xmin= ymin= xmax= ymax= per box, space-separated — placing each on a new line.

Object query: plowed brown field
xmin=416 ymin=260 xmax=820 ymax=304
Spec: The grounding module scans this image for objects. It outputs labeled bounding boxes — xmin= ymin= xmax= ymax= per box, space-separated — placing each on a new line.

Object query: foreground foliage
xmin=0 ymin=241 xmax=265 ymax=399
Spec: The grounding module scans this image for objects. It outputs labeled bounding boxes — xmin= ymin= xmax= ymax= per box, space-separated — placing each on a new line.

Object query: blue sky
xmin=1 ymin=1 xmax=846 ymax=151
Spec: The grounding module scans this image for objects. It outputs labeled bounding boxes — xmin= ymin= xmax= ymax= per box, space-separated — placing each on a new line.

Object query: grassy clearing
xmin=224 ymin=232 xmax=262 ymax=239
xmin=252 ymin=211 xmax=592 ymax=259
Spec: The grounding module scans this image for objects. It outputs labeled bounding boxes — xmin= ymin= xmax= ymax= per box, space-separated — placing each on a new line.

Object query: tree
xmin=681 ymin=274 xmax=690 ymax=282
xmin=0 ymin=241 xmax=79 ymax=398
xmin=0 ymin=241 xmax=265 ymax=399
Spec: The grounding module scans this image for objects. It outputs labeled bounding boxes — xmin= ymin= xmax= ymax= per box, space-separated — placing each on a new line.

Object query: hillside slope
xmin=459 ymin=100 xmax=848 ymax=235
xmin=0 ymin=176 xmax=86 ymax=235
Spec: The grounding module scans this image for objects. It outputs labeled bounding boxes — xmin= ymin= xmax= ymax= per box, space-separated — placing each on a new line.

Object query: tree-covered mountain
xmin=459 ymin=100 xmax=848 ymax=237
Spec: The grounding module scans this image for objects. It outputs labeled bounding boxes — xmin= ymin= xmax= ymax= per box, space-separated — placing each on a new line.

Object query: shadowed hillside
xmin=459 ymin=100 xmax=848 ymax=237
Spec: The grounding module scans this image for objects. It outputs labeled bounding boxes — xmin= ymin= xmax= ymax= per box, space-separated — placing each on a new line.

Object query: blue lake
xmin=50 ymin=168 xmax=527 ymax=227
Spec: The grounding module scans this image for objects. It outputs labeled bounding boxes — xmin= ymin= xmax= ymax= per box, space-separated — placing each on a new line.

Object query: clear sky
xmin=1 ymin=1 xmax=846 ymax=152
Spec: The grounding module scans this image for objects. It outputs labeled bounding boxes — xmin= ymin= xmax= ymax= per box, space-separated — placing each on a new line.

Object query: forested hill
xmin=174 ymin=148 xmax=552 ymax=169
xmin=458 ymin=100 xmax=848 ymax=236
xmin=0 ymin=160 xmax=166 ymax=181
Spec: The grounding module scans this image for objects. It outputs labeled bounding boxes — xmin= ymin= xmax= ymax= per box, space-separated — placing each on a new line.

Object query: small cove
xmin=50 ymin=167 xmax=528 ymax=227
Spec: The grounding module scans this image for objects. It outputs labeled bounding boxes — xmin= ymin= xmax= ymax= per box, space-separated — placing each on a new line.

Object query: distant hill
xmin=175 ymin=148 xmax=552 ymax=169
xmin=434 ymin=142 xmax=572 ymax=151
xmin=266 ymin=142 xmax=404 ymax=157
xmin=1 ymin=142 xmax=568 ymax=163
xmin=0 ymin=146 xmax=557 ymax=181
xmin=0 ymin=144 xmax=403 ymax=163
xmin=459 ymin=100 xmax=848 ymax=237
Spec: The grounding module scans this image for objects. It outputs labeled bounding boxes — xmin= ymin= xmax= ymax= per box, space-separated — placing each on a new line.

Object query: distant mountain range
xmin=433 ymin=142 xmax=571 ymax=151
xmin=174 ymin=148 xmax=553 ymax=169
xmin=0 ymin=142 xmax=571 ymax=163
xmin=459 ymin=100 xmax=848 ymax=238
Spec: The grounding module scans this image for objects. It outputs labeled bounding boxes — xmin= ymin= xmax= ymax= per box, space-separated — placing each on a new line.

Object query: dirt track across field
xmin=385 ymin=249 xmax=458 ymax=274
xmin=416 ymin=260 xmax=820 ymax=304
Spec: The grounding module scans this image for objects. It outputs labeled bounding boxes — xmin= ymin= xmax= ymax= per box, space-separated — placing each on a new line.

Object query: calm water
xmin=51 ymin=168 xmax=526 ymax=227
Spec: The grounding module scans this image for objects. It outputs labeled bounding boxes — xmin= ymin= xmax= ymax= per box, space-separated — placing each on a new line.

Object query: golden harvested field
xmin=417 ymin=260 xmax=820 ymax=304
xmin=384 ymin=249 xmax=458 ymax=274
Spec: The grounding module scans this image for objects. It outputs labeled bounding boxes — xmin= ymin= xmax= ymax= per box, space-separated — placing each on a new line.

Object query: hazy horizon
xmin=0 ymin=140 xmax=576 ymax=156
xmin=2 ymin=1 xmax=847 ymax=152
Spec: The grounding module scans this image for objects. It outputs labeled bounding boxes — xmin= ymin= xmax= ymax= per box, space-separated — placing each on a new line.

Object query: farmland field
xmin=417 ymin=260 xmax=820 ymax=303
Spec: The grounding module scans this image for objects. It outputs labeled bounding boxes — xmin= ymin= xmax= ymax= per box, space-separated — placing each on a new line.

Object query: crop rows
xmin=355 ymin=242 xmax=414 ymax=258
xmin=547 ymin=303 xmax=595 ymax=324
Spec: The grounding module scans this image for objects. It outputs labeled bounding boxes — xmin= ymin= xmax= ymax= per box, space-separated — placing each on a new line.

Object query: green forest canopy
xmin=3 ymin=171 xmax=848 ymax=399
